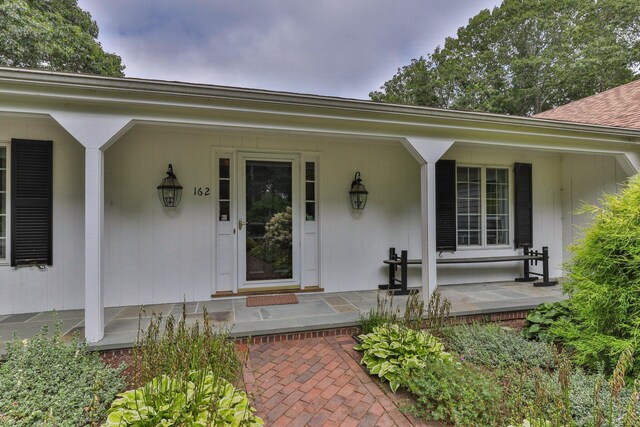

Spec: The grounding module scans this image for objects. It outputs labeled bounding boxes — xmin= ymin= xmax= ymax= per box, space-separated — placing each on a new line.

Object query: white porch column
xmin=50 ymin=113 xmax=132 ymax=343
xmin=402 ymin=137 xmax=455 ymax=300
xmin=84 ymin=147 xmax=104 ymax=342
xmin=421 ymin=162 xmax=438 ymax=296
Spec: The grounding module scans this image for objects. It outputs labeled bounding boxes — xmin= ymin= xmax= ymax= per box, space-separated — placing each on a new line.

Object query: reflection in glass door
xmin=243 ymin=160 xmax=293 ymax=282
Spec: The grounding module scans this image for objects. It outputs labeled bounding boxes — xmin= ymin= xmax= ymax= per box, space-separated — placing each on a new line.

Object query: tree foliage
xmin=370 ymin=0 xmax=640 ymax=116
xmin=0 ymin=0 xmax=124 ymax=76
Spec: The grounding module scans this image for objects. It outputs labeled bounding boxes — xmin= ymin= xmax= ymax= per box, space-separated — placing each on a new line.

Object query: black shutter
xmin=436 ymin=159 xmax=456 ymax=251
xmin=11 ymin=139 xmax=53 ymax=266
xmin=514 ymin=162 xmax=532 ymax=248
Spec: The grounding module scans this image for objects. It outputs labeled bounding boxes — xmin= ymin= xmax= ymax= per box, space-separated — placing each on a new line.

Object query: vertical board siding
xmin=0 ymin=117 xmax=84 ymax=315
xmin=105 ymin=129 xmax=419 ymax=305
xmin=0 ymin=117 xmax=632 ymax=314
xmin=560 ymin=153 xmax=629 ymax=265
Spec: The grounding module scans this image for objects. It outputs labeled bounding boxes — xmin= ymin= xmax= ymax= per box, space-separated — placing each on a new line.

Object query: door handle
xmin=238 ymin=218 xmax=247 ymax=230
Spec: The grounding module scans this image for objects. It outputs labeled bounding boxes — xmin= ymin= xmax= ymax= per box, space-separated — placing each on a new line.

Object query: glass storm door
xmin=238 ymin=154 xmax=300 ymax=288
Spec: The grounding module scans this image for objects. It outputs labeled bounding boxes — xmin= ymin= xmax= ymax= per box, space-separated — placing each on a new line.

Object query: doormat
xmin=246 ymin=294 xmax=299 ymax=307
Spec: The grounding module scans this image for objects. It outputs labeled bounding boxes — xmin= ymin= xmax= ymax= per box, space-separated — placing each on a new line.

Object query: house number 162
xmin=193 ymin=187 xmax=210 ymax=196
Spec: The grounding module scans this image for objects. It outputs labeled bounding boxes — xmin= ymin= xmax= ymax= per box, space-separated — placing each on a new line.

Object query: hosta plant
xmin=522 ymin=300 xmax=571 ymax=342
xmin=104 ymin=371 xmax=263 ymax=426
xmin=354 ymin=323 xmax=452 ymax=392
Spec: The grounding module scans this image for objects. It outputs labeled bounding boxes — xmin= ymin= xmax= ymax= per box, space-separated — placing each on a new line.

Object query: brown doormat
xmin=246 ymin=294 xmax=299 ymax=307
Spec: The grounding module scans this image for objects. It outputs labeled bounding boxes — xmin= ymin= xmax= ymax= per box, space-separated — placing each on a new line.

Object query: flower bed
xmin=355 ymin=292 xmax=640 ymax=426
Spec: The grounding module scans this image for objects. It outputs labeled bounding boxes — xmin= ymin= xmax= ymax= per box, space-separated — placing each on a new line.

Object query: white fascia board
xmin=0 ymin=68 xmax=639 ymax=151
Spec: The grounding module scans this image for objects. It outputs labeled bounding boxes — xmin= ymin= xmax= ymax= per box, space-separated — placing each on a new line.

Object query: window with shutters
xmin=456 ymin=165 xmax=510 ymax=248
xmin=0 ymin=143 xmax=7 ymax=263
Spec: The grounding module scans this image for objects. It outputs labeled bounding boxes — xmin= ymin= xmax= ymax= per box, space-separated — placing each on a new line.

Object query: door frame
xmin=236 ymin=151 xmax=301 ymax=289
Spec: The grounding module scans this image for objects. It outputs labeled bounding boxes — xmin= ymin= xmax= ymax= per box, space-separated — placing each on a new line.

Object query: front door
xmin=237 ymin=153 xmax=300 ymax=288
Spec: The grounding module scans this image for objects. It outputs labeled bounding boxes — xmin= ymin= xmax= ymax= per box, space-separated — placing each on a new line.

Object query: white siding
xmin=103 ymin=126 xmax=421 ymax=304
xmin=560 ymin=153 xmax=628 ymax=265
xmin=0 ymin=119 xmax=632 ymax=314
xmin=0 ymin=116 xmax=84 ymax=314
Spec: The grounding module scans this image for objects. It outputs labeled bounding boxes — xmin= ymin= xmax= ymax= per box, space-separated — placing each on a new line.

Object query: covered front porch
xmin=0 ymin=281 xmax=565 ymax=355
xmin=1 ymin=69 xmax=639 ymax=345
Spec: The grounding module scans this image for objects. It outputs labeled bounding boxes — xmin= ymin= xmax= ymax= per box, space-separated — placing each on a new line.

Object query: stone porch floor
xmin=0 ymin=281 xmax=565 ymax=355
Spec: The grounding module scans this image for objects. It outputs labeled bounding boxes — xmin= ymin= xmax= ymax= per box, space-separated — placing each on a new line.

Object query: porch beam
xmin=50 ymin=112 xmax=132 ymax=150
xmin=616 ymin=152 xmax=640 ymax=176
xmin=402 ymin=137 xmax=454 ymax=164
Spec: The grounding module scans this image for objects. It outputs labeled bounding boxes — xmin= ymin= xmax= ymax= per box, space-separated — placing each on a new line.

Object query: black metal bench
xmin=380 ymin=245 xmax=557 ymax=295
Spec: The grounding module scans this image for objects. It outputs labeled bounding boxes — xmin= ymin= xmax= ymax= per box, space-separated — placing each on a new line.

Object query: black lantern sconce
xmin=157 ymin=164 xmax=183 ymax=208
xmin=349 ymin=171 xmax=368 ymax=210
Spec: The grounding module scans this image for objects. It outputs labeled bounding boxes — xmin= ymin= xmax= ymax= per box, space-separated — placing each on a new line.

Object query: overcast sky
xmin=77 ymin=1 xmax=501 ymax=99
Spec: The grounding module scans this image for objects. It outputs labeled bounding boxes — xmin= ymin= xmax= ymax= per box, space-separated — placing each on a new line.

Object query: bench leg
xmin=379 ymin=247 xmax=401 ymax=290
xmin=534 ymin=246 xmax=558 ymax=287
xmin=515 ymin=245 xmax=536 ymax=282
xmin=391 ymin=250 xmax=418 ymax=296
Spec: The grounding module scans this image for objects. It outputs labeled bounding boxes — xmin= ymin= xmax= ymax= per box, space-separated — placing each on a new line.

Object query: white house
xmin=0 ymin=68 xmax=638 ymax=342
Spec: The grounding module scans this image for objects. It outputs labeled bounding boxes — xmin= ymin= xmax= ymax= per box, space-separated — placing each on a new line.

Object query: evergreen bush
xmin=551 ymin=174 xmax=640 ymax=372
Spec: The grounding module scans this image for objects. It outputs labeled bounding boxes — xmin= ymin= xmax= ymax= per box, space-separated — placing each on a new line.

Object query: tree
xmin=370 ymin=0 xmax=640 ymax=116
xmin=0 ymin=0 xmax=124 ymax=76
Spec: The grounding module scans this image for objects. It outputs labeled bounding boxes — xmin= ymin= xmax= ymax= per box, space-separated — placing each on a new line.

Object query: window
xmin=486 ymin=168 xmax=509 ymax=245
xmin=305 ymin=162 xmax=316 ymax=221
xmin=456 ymin=166 xmax=510 ymax=247
xmin=218 ymin=158 xmax=230 ymax=221
xmin=0 ymin=144 xmax=6 ymax=262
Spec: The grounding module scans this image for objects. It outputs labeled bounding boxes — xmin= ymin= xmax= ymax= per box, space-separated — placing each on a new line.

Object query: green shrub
xmin=441 ymin=323 xmax=556 ymax=370
xmin=354 ymin=323 xmax=452 ymax=392
xmin=358 ymin=290 xmax=450 ymax=334
xmin=0 ymin=325 xmax=125 ymax=427
xmin=402 ymin=360 xmax=502 ymax=427
xmin=133 ymin=306 xmax=241 ymax=387
xmin=551 ymin=174 xmax=640 ymax=373
xmin=522 ymin=300 xmax=571 ymax=342
xmin=358 ymin=291 xmax=402 ymax=334
xmin=104 ymin=371 xmax=263 ymax=426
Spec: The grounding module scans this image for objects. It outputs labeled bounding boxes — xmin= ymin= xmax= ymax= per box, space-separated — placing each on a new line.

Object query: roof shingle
xmin=534 ymin=79 xmax=640 ymax=130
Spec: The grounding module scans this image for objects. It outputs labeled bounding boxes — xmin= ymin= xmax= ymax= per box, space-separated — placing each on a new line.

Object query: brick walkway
xmin=243 ymin=335 xmax=432 ymax=426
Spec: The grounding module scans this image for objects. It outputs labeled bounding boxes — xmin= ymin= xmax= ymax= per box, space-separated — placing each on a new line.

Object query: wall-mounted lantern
xmin=157 ymin=164 xmax=183 ymax=208
xmin=349 ymin=171 xmax=368 ymax=210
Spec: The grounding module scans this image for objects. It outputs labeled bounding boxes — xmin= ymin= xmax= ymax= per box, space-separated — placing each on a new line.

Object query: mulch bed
xmin=246 ymin=294 xmax=298 ymax=307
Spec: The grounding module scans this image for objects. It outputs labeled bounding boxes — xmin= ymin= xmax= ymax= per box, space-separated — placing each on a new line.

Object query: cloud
xmin=78 ymin=0 xmax=501 ymax=99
